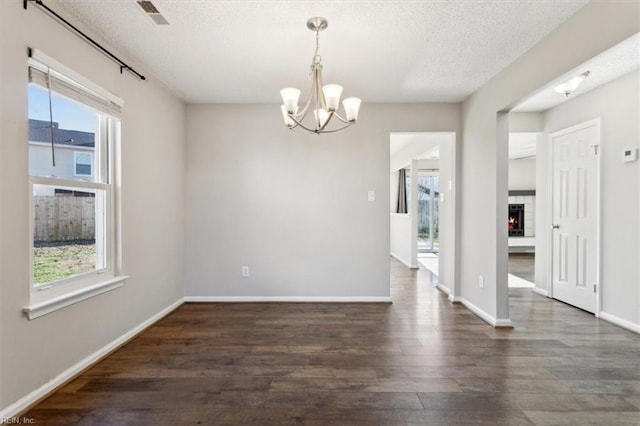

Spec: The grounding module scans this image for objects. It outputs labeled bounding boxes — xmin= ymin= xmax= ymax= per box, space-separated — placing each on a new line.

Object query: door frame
xmin=546 ymin=118 xmax=602 ymax=316
xmin=417 ymin=169 xmax=439 ymax=254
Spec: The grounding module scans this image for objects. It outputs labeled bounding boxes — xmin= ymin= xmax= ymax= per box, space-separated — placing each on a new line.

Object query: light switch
xmin=368 ymin=190 xmax=375 ymax=202
xmin=622 ymin=148 xmax=637 ymax=163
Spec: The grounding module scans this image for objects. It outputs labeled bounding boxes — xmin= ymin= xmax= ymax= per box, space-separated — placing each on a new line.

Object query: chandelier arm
xmin=316 ymin=64 xmax=326 ymax=110
xmin=296 ymin=65 xmax=316 ymax=119
xmin=288 ymin=114 xmax=321 ymax=133
xmin=297 ymin=98 xmax=312 ymax=119
xmin=287 ymin=117 xmax=354 ymax=134
xmin=331 ymin=111 xmax=354 ymax=125
xmin=314 ymin=123 xmax=355 ymax=134
xmin=288 ymin=127 xmax=311 ymax=134
xmin=314 ymin=67 xmax=322 ymax=129
xmin=319 ymin=111 xmax=335 ymax=132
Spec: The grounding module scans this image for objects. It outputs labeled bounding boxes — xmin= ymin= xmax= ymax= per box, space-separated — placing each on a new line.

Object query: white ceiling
xmin=51 ymin=0 xmax=588 ymax=104
xmin=513 ymin=33 xmax=640 ymax=112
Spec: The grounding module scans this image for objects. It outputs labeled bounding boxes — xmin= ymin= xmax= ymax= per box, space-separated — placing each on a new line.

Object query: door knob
xmin=552 ymin=224 xmax=560 ymax=229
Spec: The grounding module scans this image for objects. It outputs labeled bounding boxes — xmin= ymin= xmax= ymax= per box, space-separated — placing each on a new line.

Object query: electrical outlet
xmin=478 ymin=275 xmax=484 ymax=289
xmin=242 ymin=266 xmax=250 ymax=277
xmin=368 ymin=190 xmax=376 ymax=202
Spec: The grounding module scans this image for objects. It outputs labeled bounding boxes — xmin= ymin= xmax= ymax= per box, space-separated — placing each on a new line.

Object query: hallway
xmin=23 ymin=258 xmax=640 ymax=425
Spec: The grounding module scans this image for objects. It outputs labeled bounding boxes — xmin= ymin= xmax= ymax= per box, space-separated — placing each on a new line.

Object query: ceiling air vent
xmin=136 ymin=0 xmax=169 ymax=25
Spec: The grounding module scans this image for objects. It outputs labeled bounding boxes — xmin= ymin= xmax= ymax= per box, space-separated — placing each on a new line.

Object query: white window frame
xmin=73 ymin=151 xmax=94 ymax=177
xmin=24 ymin=51 xmax=127 ymax=320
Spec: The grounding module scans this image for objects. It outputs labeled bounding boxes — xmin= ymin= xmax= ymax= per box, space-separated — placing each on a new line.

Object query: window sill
xmin=23 ymin=275 xmax=128 ymax=320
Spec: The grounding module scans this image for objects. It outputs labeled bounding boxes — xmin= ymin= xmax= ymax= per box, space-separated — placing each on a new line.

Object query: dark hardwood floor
xmin=24 ymin=258 xmax=640 ymax=425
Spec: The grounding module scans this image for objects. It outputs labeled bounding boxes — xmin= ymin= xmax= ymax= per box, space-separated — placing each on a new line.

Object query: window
xmin=74 ymin=151 xmax=93 ymax=177
xmin=25 ymin=49 xmax=126 ymax=319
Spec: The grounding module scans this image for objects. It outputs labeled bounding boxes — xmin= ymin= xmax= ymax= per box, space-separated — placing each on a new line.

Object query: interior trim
xmin=184 ymin=296 xmax=393 ymax=303
xmin=24 ymin=276 xmax=128 ymax=320
xmin=3 ymin=298 xmax=183 ymax=419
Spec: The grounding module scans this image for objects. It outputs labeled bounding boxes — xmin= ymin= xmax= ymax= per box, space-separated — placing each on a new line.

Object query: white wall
xmin=185 ymin=103 xmax=460 ymax=299
xmin=430 ymin=142 xmax=457 ymax=295
xmin=460 ymin=1 xmax=638 ymax=324
xmin=508 ymin=159 xmax=536 ymax=190
xmin=390 ymin=170 xmax=400 ymax=213
xmin=0 ymin=1 xmax=186 ymax=411
xmin=390 ymin=214 xmax=412 ymax=267
xmin=510 ymin=112 xmax=544 ymax=133
xmin=390 ymin=168 xmax=412 ymax=267
xmin=538 ymin=70 xmax=640 ymax=328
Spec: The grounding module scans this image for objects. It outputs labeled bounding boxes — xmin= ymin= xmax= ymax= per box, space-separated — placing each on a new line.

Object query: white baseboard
xmin=459 ymin=297 xmax=513 ymax=328
xmin=0 ymin=298 xmax=184 ymax=419
xmin=599 ymin=311 xmax=640 ymax=334
xmin=532 ymin=287 xmax=549 ymax=297
xmin=436 ymin=283 xmax=450 ymax=295
xmin=437 ymin=284 xmax=463 ymax=304
xmin=184 ymin=296 xmax=393 ymax=303
xmin=390 ymin=252 xmax=417 ymax=269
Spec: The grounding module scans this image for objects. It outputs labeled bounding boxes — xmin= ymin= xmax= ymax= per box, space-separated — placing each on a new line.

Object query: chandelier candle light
xmin=280 ymin=17 xmax=361 ymax=134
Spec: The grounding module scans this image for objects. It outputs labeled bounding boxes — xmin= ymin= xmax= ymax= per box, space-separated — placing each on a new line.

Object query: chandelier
xmin=280 ymin=17 xmax=361 ymax=134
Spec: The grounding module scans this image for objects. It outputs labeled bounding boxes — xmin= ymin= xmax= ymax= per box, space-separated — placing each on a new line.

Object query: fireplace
xmin=508 ymin=204 xmax=525 ymax=236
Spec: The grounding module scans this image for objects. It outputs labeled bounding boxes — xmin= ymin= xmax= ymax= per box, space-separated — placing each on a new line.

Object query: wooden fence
xmin=33 ymin=195 xmax=95 ymax=242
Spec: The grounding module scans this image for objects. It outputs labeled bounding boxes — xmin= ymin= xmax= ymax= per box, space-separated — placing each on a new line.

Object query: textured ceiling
xmin=51 ymin=0 xmax=588 ymax=104
xmin=514 ymin=33 xmax=640 ymax=112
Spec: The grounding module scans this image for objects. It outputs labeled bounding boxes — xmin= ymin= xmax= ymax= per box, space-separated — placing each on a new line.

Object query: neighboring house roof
xmin=28 ymin=119 xmax=95 ymax=148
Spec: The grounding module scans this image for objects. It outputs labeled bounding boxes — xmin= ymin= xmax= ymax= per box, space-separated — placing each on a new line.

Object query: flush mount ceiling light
xmin=280 ymin=17 xmax=361 ymax=134
xmin=554 ymin=71 xmax=590 ymax=97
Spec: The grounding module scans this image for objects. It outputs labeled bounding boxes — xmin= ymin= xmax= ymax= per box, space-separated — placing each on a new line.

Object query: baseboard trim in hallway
xmin=0 ymin=298 xmax=184 ymax=420
xmin=599 ymin=311 xmax=640 ymax=334
xmin=390 ymin=252 xmax=417 ymax=269
xmin=532 ymin=287 xmax=549 ymax=297
xmin=460 ymin=297 xmax=513 ymax=328
xmin=184 ymin=296 xmax=393 ymax=303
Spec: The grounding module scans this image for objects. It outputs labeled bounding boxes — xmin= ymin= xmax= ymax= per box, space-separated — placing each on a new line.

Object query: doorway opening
xmin=390 ymin=131 xmax=456 ymax=298
xmin=506 ymin=132 xmax=538 ymax=290
xmin=501 ymin=33 xmax=639 ymax=323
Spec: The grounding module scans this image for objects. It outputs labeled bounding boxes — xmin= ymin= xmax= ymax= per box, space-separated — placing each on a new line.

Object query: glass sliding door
xmin=417 ymin=171 xmax=439 ymax=253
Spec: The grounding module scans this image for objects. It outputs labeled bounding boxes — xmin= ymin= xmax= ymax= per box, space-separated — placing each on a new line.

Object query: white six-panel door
xmin=551 ymin=121 xmax=599 ymax=313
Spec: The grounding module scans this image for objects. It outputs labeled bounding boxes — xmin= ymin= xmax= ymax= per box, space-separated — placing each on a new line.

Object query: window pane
xmin=32 ymin=184 xmax=106 ymax=286
xmin=28 ymin=84 xmax=98 ymax=182
xmin=76 ymin=163 xmax=91 ymax=175
xmin=74 ymin=152 xmax=93 ymax=177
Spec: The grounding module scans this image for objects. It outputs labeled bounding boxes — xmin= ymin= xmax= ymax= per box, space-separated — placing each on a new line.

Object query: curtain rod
xmin=24 ymin=0 xmax=146 ymax=81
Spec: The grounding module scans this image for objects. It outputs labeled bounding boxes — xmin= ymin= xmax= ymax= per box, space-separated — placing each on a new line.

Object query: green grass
xmin=33 ymin=243 xmax=96 ymax=285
